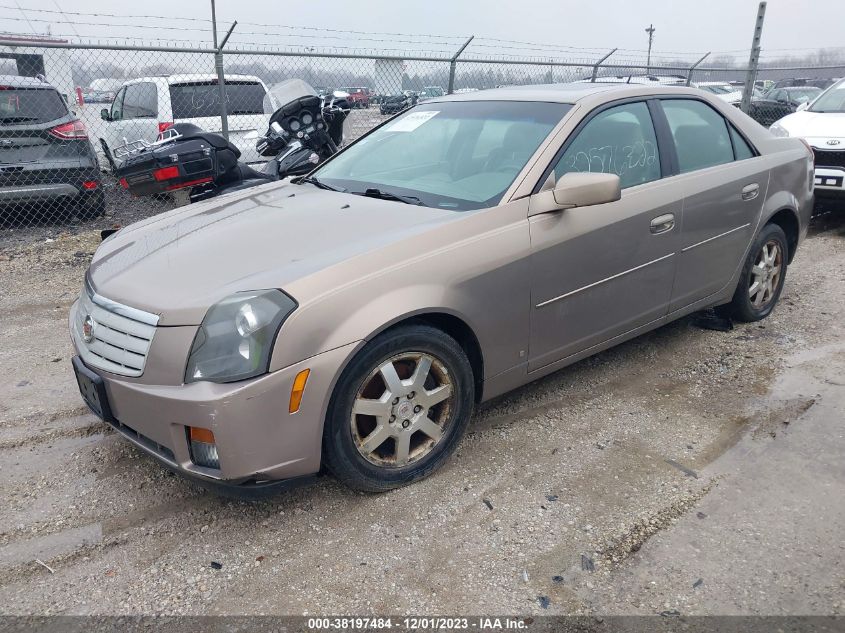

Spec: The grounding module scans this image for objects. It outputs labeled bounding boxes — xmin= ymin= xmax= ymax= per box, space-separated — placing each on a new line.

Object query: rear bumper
xmin=0 ymin=182 xmax=80 ymax=202
xmin=70 ymin=299 xmax=356 ymax=490
xmin=0 ymin=164 xmax=101 ymax=204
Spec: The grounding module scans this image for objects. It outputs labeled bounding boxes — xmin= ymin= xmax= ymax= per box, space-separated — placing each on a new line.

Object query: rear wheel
xmin=721 ymin=223 xmax=788 ymax=322
xmin=71 ymin=190 xmax=106 ymax=221
xmin=322 ymin=324 xmax=474 ymax=492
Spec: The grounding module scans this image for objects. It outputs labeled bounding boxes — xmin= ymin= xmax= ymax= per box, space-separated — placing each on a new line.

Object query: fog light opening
xmin=289 ymin=368 xmax=311 ymax=414
xmin=188 ymin=426 xmax=220 ymax=469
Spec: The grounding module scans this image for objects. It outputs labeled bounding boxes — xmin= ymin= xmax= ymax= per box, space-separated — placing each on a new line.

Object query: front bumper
xmin=69 ymin=301 xmax=358 ymax=491
xmin=814 ymin=166 xmax=845 ymax=198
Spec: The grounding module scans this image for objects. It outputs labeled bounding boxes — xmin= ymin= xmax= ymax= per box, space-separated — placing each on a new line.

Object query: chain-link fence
xmin=0 ymin=33 xmax=843 ymax=247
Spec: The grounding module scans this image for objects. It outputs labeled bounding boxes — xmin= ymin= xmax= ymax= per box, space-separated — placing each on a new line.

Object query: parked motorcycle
xmin=114 ymin=79 xmax=349 ymax=204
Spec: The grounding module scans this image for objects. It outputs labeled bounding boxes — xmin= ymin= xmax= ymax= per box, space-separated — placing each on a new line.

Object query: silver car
xmin=70 ymin=83 xmax=814 ymax=495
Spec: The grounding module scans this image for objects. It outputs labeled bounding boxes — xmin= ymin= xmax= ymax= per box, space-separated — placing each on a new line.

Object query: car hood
xmin=717 ymin=91 xmax=743 ymax=104
xmin=87 ymin=182 xmax=460 ymax=325
xmin=776 ymin=110 xmax=845 ymax=146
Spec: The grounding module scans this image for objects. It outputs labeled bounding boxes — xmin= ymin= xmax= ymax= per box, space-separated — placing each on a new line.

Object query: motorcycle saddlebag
xmin=117 ymin=137 xmax=236 ymax=196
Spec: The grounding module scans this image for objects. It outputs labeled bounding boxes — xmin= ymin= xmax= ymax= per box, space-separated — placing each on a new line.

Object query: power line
xmin=12 ymin=0 xmax=36 ymax=34
xmin=0 ymin=3 xmax=211 ymax=23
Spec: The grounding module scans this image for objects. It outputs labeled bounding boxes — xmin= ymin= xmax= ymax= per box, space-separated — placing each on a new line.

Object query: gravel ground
xmin=0 ymin=209 xmax=843 ymax=615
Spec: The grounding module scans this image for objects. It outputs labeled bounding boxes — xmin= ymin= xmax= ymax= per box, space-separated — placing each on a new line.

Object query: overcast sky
xmin=1 ymin=0 xmax=841 ymax=61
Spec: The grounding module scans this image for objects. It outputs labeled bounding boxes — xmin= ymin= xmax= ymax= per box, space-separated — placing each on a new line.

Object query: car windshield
xmin=786 ymin=87 xmax=822 ymax=103
xmin=0 ymin=87 xmax=67 ymax=124
xmin=809 ymin=82 xmax=845 ymax=113
xmin=313 ymin=101 xmax=571 ymax=211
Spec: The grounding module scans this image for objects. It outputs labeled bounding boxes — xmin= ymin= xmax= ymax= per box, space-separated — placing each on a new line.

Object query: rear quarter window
xmin=169 ymin=81 xmax=266 ymax=119
xmin=0 ymin=88 xmax=68 ymax=124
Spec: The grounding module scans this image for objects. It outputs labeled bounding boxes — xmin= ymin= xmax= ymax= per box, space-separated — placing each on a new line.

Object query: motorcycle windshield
xmin=263 ymin=79 xmax=318 ymax=114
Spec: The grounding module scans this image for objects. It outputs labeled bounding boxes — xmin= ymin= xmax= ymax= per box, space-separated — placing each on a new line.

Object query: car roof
xmin=123 ymin=74 xmax=263 ymax=85
xmin=0 ymin=74 xmax=55 ymax=89
xmin=431 ymin=82 xmax=708 ymax=105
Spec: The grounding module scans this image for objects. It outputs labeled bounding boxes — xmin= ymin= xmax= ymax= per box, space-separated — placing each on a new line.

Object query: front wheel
xmin=322 ymin=324 xmax=475 ymax=492
xmin=721 ymin=223 xmax=788 ymax=322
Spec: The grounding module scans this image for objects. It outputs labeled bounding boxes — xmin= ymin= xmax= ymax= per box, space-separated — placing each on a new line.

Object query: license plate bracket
xmin=72 ymin=356 xmax=115 ymax=423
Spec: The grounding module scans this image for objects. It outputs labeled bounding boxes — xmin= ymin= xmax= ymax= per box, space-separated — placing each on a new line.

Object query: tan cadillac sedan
xmin=70 ymin=83 xmax=814 ymax=495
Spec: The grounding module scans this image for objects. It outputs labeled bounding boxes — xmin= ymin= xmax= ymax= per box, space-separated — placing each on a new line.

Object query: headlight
xmin=185 ymin=289 xmax=296 ymax=384
xmin=769 ymin=122 xmax=790 ymax=138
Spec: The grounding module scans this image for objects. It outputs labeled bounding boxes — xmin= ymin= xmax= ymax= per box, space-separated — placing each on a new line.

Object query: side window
xmin=122 ymin=83 xmax=158 ymax=119
xmin=550 ymin=101 xmax=660 ymax=190
xmin=110 ymin=87 xmax=126 ymax=121
xmin=661 ymin=99 xmax=734 ymax=173
xmin=730 ymin=126 xmax=755 ymax=161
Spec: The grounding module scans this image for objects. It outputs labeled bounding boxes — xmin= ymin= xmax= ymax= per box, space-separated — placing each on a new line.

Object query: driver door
xmin=100 ymin=86 xmax=127 ymax=157
xmin=528 ymin=100 xmax=682 ymax=372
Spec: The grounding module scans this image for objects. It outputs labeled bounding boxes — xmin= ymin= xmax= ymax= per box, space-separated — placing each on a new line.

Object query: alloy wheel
xmin=350 ymin=352 xmax=454 ymax=468
xmin=748 ymin=239 xmax=783 ymax=309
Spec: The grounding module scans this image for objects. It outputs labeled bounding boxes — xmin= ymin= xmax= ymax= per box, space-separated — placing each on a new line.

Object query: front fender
xmin=268 ymin=200 xmax=533 ymax=379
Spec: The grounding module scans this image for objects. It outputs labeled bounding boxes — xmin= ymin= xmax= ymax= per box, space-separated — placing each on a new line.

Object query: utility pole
xmin=645 ymin=24 xmax=656 ymax=73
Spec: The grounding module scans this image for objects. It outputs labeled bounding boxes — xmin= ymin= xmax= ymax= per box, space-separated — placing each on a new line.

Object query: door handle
xmin=650 ymin=213 xmax=675 ymax=234
xmin=741 ymin=183 xmax=760 ymax=201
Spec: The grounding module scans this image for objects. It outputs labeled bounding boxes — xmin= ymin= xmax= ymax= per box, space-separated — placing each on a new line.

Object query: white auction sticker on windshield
xmin=387 ymin=110 xmax=439 ymax=132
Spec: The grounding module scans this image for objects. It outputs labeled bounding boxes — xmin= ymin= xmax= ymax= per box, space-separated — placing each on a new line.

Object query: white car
xmin=771 ymin=78 xmax=845 ymax=201
xmin=695 ymin=82 xmax=743 ymax=106
xmin=577 ymin=74 xmax=687 ymax=86
xmin=97 ymin=74 xmax=274 ymax=166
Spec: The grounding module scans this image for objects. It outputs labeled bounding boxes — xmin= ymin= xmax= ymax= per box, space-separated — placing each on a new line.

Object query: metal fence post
xmin=447 ymin=36 xmax=474 ymax=95
xmin=741 ymin=1 xmax=767 ymax=113
xmin=590 ymin=49 xmax=617 ymax=82
xmin=210 ymin=0 xmax=236 ymax=140
xmin=685 ymin=52 xmax=710 ymax=86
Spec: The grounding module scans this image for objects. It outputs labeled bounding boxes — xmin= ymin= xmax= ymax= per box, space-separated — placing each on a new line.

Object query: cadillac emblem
xmin=82 ymin=315 xmax=96 ymax=343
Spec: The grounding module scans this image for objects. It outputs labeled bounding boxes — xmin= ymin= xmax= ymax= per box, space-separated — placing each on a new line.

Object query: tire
xmin=322 ymin=324 xmax=475 ymax=492
xmin=72 ymin=190 xmax=106 ymax=221
xmin=721 ymin=223 xmax=788 ymax=322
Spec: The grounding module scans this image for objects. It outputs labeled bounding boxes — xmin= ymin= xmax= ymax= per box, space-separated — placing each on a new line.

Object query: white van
xmin=97 ymin=74 xmax=273 ymax=165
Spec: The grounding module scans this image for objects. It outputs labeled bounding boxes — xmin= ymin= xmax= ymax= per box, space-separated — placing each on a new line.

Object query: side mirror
xmin=796 ymin=102 xmax=810 ymax=112
xmin=530 ymin=172 xmax=621 ymax=215
xmin=100 ymin=108 xmax=111 ymax=121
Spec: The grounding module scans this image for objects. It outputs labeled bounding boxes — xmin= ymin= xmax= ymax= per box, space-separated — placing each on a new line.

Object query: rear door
xmin=168 ymin=79 xmax=269 ymax=163
xmin=656 ymin=97 xmax=769 ymax=311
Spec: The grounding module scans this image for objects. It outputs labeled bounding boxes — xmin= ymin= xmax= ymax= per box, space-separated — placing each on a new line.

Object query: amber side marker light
xmin=289 ymin=369 xmax=311 ymax=414
xmin=188 ymin=426 xmax=220 ymax=469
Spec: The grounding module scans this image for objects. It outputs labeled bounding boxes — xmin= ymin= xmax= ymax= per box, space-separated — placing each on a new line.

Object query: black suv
xmin=0 ymin=75 xmax=104 ymax=224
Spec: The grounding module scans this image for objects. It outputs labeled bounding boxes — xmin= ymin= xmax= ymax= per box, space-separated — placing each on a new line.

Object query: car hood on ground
xmin=86 ymin=182 xmax=460 ymax=325
xmin=776 ymin=111 xmax=845 ymax=146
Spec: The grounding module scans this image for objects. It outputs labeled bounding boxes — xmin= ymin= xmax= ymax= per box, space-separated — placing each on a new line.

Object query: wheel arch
xmin=364 ymin=309 xmax=486 ymax=403
xmin=764 ymin=206 xmax=800 ymax=264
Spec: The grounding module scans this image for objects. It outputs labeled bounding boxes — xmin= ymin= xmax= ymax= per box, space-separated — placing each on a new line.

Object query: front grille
xmin=813 ymin=148 xmax=845 ymax=169
xmin=73 ymin=283 xmax=158 ymax=377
